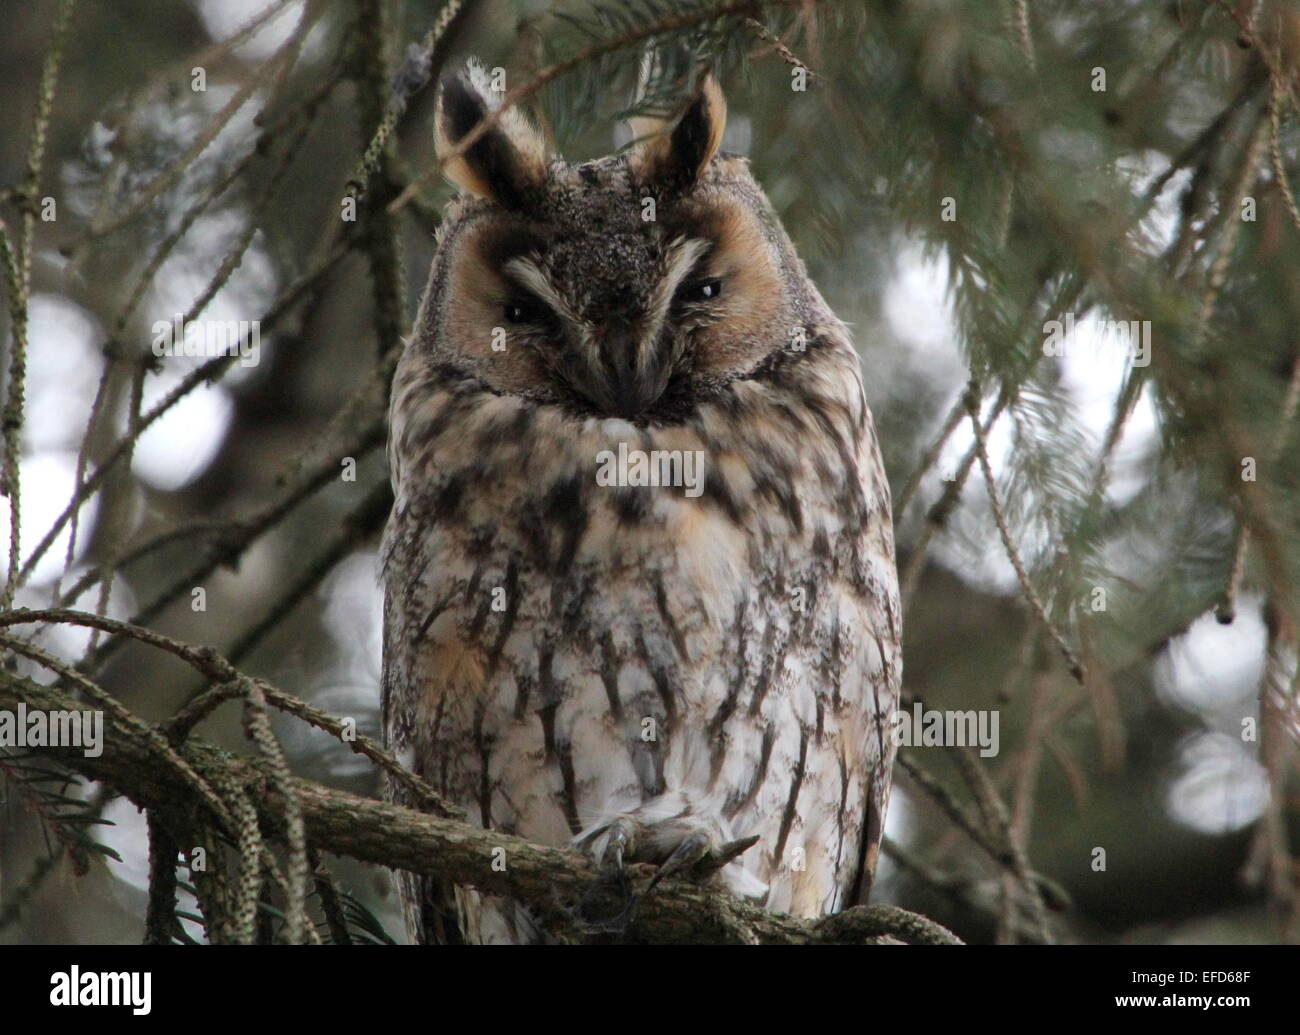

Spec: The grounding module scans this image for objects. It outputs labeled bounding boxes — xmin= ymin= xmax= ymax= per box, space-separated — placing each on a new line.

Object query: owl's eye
xmin=503 ymin=297 xmax=548 ymax=325
xmin=676 ymin=277 xmax=723 ymax=305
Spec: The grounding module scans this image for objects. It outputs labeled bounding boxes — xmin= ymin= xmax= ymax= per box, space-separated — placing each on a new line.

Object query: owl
xmin=381 ymin=62 xmax=901 ymax=944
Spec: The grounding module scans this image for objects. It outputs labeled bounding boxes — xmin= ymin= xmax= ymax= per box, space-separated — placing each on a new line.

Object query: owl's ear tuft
xmin=630 ymin=74 xmax=727 ymax=190
xmin=434 ymin=62 xmax=547 ymax=209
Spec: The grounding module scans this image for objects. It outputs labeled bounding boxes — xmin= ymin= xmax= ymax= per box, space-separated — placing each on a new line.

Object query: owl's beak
xmin=599 ymin=332 xmax=669 ymax=419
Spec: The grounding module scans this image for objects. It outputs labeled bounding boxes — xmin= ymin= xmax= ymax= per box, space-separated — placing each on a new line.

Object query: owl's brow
xmin=650 ymin=237 xmax=710 ymax=320
xmin=640 ymin=237 xmax=710 ymax=372
xmin=501 ymin=256 xmax=581 ymax=326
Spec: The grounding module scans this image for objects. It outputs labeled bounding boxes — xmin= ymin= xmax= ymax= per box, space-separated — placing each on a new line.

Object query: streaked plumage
xmin=382 ymin=62 xmax=900 ymax=943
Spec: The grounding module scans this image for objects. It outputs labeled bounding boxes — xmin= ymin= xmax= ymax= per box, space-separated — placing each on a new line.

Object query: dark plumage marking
xmin=883 ymin=593 xmax=900 ymax=660
xmin=646 ymin=742 xmax=665 ymax=798
xmin=473 ymin=707 xmax=493 ymax=828
xmin=769 ymin=399 xmax=808 ymax=436
xmin=687 ymin=411 xmax=720 ymax=454
xmin=427 ymin=694 xmax=448 ymax=753
xmin=723 ymin=725 xmax=775 ymax=820
xmin=653 ymin=576 xmax=688 ymax=659
xmin=810 ymin=438 xmax=839 ymax=493
xmin=419 ymin=382 xmax=479 ymax=443
xmin=747 ymin=619 xmax=782 ymax=718
xmin=464 ymin=523 xmax=497 ymax=562
xmin=802 ymin=393 xmax=867 ymax=527
xmin=612 ymin=484 xmax=652 ymax=524
xmin=424 ymin=361 xmax=483 ymax=393
xmin=430 ymin=472 xmax=467 ymax=525
xmin=599 ymin=631 xmax=623 ymax=721
xmin=701 ymin=464 xmax=744 ymax=525
xmin=465 ymin=566 xmax=494 ymax=640
xmin=772 ymin=729 xmax=809 ymax=867
xmin=555 ymin=569 xmax=593 ymax=636
xmin=510 ymin=402 xmax=535 ymax=437
xmin=748 ymin=331 xmax=835 ymax=384
xmin=870 ymin=631 xmax=891 ymax=777
xmin=835 ymin=752 xmax=850 ymax=881
xmin=463 ymin=564 xmax=485 ymax=608
xmin=802 ymin=576 xmax=822 ymax=626
xmin=519 ymin=498 xmax=552 ymax=568
xmin=474 ymin=400 xmax=535 ymax=451
xmin=637 ymin=629 xmax=679 ymax=726
xmin=545 ymin=474 xmax=588 ymax=572
xmin=537 ymin=645 xmax=562 ymax=708
xmin=829 ymin=608 xmax=844 ymax=710
xmin=434 ymin=732 xmax=451 ymax=797
xmin=754 ymin=467 xmax=803 ymax=534
xmin=485 ymin=558 xmax=519 ymax=675
xmin=413 ymin=589 xmax=454 ymax=646
xmin=537 ymin=703 xmax=582 ymax=836
xmin=512 ymin=673 xmax=532 ymax=722
xmin=850 ymin=629 xmax=892 ymax=902
xmin=706 ymin=600 xmax=750 ymax=775
xmin=851 ymin=781 xmax=884 ymax=906
xmin=710 ymin=388 xmax=745 ymax=421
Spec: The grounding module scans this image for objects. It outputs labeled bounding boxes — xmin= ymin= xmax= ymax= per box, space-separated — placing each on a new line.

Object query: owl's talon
xmin=647 ymin=831 xmax=762 ymax=890
xmin=598 ymin=816 xmax=634 ymax=879
xmin=646 ymin=832 xmax=711 ymax=891
xmin=575 ymin=797 xmax=770 ymax=912
xmin=699 ymin=834 xmax=762 ymax=874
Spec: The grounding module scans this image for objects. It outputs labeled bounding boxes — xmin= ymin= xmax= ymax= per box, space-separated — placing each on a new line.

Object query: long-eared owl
xmin=382 ymin=61 xmax=901 ymax=943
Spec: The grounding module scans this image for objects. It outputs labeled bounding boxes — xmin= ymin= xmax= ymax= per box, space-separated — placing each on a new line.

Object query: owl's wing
xmin=845 ymin=580 xmax=902 ymax=907
xmin=380 ymin=493 xmax=487 ymax=945
xmin=848 ymin=405 xmax=903 ymax=908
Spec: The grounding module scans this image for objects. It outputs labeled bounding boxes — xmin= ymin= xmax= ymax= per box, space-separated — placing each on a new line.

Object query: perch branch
xmin=0 ymin=667 xmax=959 ymax=946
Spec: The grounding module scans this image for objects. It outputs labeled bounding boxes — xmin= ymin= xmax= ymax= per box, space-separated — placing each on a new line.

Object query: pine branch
xmin=0 ymin=668 xmax=960 ymax=946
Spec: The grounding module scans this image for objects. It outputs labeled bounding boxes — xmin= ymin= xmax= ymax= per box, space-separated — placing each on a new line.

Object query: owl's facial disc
xmin=432 ymin=68 xmax=791 ymax=421
xmin=498 ymin=236 xmax=710 ymax=418
xmin=435 ymin=191 xmax=788 ymax=421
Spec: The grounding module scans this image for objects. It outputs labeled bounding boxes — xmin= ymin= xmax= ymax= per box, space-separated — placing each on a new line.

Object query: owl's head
xmin=417 ymin=62 xmax=822 ymax=424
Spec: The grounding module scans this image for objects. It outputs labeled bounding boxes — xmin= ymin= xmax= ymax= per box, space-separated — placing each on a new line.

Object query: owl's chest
xmin=398 ymin=469 xmax=775 ymax=672
xmin=385 ymin=377 xmax=883 ymax=763
xmin=390 ymin=453 xmax=859 ymax=751
xmin=389 ymin=480 xmax=846 ymax=823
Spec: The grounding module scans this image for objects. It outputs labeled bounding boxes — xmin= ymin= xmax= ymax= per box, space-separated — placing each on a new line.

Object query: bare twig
xmin=964 ymin=383 xmax=1085 ymax=683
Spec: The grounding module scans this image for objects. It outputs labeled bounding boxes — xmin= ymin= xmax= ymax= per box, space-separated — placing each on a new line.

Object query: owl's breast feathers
xmin=382 ymin=323 xmax=900 ymax=937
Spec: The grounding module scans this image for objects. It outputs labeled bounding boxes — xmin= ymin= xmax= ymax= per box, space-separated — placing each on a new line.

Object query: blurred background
xmin=2 ymin=0 xmax=1299 ymax=944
